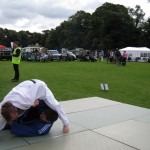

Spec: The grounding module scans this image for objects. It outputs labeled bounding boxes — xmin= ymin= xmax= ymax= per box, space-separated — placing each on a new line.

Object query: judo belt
xmin=30 ymin=79 xmax=36 ymax=84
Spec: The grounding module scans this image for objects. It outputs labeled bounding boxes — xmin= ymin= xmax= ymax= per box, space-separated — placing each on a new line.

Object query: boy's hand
xmin=63 ymin=125 xmax=69 ymax=133
xmin=34 ymin=99 xmax=39 ymax=107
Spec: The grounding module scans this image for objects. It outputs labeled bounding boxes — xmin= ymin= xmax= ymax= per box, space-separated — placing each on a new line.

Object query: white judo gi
xmin=0 ymin=79 xmax=69 ymax=130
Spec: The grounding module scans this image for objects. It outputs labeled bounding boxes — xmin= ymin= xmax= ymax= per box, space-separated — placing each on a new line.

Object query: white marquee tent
xmin=119 ymin=47 xmax=150 ymax=61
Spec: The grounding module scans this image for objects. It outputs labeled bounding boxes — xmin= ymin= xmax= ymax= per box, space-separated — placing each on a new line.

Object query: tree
xmin=0 ymin=28 xmax=7 ymax=45
xmin=41 ymin=30 xmax=50 ymax=47
xmin=141 ymin=18 xmax=150 ymax=47
xmin=3 ymin=29 xmax=19 ymax=47
xmin=18 ymin=31 xmax=30 ymax=47
xmin=92 ymin=2 xmax=135 ymax=49
xmin=57 ymin=21 xmax=76 ymax=49
xmin=0 ymin=3 xmax=148 ymax=50
xmin=128 ymin=5 xmax=145 ymax=28
xmin=45 ymin=29 xmax=59 ymax=49
xmin=67 ymin=11 xmax=92 ymax=49
xmin=29 ymin=32 xmax=43 ymax=46
xmin=54 ymin=11 xmax=92 ymax=49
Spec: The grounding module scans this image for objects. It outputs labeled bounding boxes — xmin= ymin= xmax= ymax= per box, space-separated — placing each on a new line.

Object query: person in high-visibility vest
xmin=11 ymin=41 xmax=21 ymax=82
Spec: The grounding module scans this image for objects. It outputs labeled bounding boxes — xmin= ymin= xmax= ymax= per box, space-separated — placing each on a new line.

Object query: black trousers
xmin=13 ymin=64 xmax=19 ymax=80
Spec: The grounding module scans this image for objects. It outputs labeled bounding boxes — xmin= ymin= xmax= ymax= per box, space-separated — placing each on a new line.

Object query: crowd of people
xmin=105 ymin=49 xmax=127 ymax=66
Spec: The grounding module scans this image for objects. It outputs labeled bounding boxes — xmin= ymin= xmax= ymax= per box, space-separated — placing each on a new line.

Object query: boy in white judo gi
xmin=0 ymin=79 xmax=69 ymax=133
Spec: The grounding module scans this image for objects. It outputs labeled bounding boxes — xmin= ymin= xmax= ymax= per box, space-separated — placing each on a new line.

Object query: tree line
xmin=0 ymin=3 xmax=150 ymax=51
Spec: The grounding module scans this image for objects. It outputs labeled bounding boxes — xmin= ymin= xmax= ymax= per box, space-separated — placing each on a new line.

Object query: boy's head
xmin=40 ymin=107 xmax=58 ymax=122
xmin=1 ymin=102 xmax=18 ymax=123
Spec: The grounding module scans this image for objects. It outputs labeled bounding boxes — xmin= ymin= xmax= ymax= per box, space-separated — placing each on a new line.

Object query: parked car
xmin=21 ymin=51 xmax=28 ymax=61
xmin=40 ymin=52 xmax=49 ymax=62
xmin=61 ymin=50 xmax=76 ymax=61
xmin=47 ymin=50 xmax=61 ymax=61
xmin=0 ymin=50 xmax=12 ymax=60
xmin=22 ymin=52 xmax=35 ymax=61
xmin=27 ymin=52 xmax=36 ymax=61
xmin=70 ymin=49 xmax=79 ymax=58
xmin=78 ymin=50 xmax=97 ymax=62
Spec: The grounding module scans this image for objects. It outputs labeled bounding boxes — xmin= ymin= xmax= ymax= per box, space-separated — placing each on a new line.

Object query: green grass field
xmin=0 ymin=60 xmax=150 ymax=109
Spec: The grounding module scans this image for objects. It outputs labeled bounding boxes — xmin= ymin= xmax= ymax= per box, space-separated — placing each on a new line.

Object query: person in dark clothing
xmin=11 ymin=117 xmax=53 ymax=137
xmin=11 ymin=41 xmax=21 ymax=82
xmin=106 ymin=50 xmax=110 ymax=63
xmin=122 ymin=51 xmax=127 ymax=66
xmin=115 ymin=50 xmax=121 ymax=66
xmin=2 ymin=100 xmax=58 ymax=137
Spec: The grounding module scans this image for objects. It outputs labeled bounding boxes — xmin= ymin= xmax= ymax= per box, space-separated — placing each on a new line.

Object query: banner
xmin=10 ymin=42 xmax=13 ymax=48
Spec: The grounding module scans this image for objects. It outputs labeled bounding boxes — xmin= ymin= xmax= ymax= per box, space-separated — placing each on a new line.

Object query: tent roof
xmin=119 ymin=47 xmax=150 ymax=52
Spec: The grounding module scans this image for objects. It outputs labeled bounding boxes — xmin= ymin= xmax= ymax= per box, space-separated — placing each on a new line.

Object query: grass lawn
xmin=0 ymin=60 xmax=150 ymax=109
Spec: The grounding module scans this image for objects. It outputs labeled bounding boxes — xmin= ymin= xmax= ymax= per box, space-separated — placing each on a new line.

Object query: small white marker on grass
xmin=100 ymin=83 xmax=109 ymax=91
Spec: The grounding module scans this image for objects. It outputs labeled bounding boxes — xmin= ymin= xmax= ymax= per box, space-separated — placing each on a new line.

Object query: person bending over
xmin=0 ymin=79 xmax=69 ymax=133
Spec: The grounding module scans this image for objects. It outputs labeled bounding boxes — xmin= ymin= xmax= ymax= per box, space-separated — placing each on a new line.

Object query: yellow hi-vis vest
xmin=12 ymin=47 xmax=21 ymax=64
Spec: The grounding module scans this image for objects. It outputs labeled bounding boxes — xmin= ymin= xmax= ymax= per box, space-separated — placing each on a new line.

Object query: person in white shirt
xmin=0 ymin=79 xmax=69 ymax=133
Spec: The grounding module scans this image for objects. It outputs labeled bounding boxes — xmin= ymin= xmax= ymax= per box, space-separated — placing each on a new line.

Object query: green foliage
xmin=56 ymin=11 xmax=92 ymax=49
xmin=0 ymin=2 xmax=150 ymax=49
xmin=45 ymin=3 xmax=149 ymax=50
xmin=0 ymin=29 xmax=47 ymax=48
xmin=18 ymin=31 xmax=30 ymax=47
xmin=128 ymin=5 xmax=145 ymax=28
xmin=92 ymin=3 xmax=134 ymax=49
xmin=141 ymin=18 xmax=150 ymax=47
xmin=45 ymin=29 xmax=59 ymax=49
xmin=0 ymin=61 xmax=150 ymax=109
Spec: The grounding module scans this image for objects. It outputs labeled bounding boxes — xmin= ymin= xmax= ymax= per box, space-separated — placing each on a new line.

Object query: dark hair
xmin=43 ymin=107 xmax=58 ymax=122
xmin=1 ymin=102 xmax=17 ymax=122
xmin=13 ymin=41 xmax=19 ymax=45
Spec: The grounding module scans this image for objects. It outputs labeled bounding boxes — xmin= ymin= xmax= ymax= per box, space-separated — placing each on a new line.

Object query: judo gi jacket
xmin=0 ymin=79 xmax=69 ymax=130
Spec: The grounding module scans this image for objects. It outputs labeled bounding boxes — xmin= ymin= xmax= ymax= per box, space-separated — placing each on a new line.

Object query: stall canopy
xmin=0 ymin=45 xmax=6 ymax=49
xmin=119 ymin=47 xmax=150 ymax=59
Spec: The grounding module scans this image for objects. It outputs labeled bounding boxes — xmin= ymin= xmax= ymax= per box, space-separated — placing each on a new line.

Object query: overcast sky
xmin=0 ymin=0 xmax=149 ymax=33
